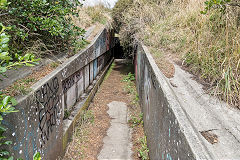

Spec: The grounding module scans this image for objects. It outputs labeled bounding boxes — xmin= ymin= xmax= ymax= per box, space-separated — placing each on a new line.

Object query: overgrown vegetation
xmin=0 ymin=22 xmax=39 ymax=77
xmin=113 ymin=0 xmax=240 ymax=108
xmin=0 ymin=0 xmax=102 ymax=158
xmin=112 ymin=0 xmax=135 ymax=57
xmin=138 ymin=136 xmax=149 ymax=160
xmin=123 ymin=72 xmax=136 ymax=94
xmin=75 ymin=5 xmax=112 ymax=29
xmin=1 ymin=0 xmax=86 ymax=56
xmin=122 ymin=71 xmax=149 ymax=160
xmin=64 ymin=109 xmax=95 ymax=159
xmin=0 ymin=1 xmax=112 ymax=159
xmin=0 ymin=95 xmax=18 ymax=160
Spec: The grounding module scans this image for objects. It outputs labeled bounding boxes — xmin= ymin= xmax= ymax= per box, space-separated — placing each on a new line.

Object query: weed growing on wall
xmin=33 ymin=152 xmax=41 ymax=160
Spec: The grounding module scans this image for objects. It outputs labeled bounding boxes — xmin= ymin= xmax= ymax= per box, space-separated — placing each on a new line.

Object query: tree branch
xmin=227 ymin=3 xmax=240 ymax=7
xmin=0 ymin=13 xmax=8 ymax=17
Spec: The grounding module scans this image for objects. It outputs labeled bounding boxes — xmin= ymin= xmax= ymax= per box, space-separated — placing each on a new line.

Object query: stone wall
xmin=3 ymin=27 xmax=115 ymax=160
xmin=135 ymin=44 xmax=212 ymax=160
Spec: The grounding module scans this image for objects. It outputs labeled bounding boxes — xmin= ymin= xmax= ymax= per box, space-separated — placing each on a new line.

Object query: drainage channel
xmin=63 ymin=59 xmax=144 ymax=160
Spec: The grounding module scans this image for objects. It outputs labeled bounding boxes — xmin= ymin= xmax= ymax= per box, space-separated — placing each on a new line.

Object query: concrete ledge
xmin=135 ymin=43 xmax=213 ymax=160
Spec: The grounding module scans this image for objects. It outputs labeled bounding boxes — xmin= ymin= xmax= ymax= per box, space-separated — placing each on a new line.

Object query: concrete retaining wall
xmin=3 ymin=27 xmax=115 ymax=160
xmin=135 ymin=44 xmax=213 ymax=160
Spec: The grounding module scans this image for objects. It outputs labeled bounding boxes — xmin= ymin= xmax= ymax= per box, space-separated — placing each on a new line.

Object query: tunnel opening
xmin=112 ymin=36 xmax=135 ymax=75
xmin=113 ymin=37 xmax=124 ymax=59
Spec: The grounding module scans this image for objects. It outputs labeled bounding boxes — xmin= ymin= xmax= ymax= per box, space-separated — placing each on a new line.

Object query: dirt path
xmin=64 ymin=60 xmax=144 ymax=160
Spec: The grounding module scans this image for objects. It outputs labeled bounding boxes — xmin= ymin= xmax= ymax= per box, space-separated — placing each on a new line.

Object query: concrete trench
xmin=2 ymin=24 xmax=240 ymax=159
xmin=64 ymin=42 xmax=240 ymax=160
xmin=63 ymin=59 xmax=135 ymax=160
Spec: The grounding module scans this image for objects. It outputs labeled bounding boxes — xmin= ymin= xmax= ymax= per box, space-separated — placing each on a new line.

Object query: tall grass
xmin=113 ymin=0 xmax=240 ymax=107
xmin=74 ymin=5 xmax=112 ymax=29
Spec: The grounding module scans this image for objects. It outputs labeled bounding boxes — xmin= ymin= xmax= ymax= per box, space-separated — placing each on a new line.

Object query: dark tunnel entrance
xmin=113 ymin=37 xmax=124 ymax=59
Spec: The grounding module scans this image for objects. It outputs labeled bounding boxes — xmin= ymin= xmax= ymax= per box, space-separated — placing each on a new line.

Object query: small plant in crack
xmin=123 ymin=72 xmax=135 ymax=82
xmin=79 ymin=110 xmax=95 ymax=125
xmin=128 ymin=113 xmax=143 ymax=127
xmin=64 ymin=109 xmax=71 ymax=120
xmin=138 ymin=136 xmax=149 ymax=160
xmin=123 ymin=72 xmax=136 ymax=94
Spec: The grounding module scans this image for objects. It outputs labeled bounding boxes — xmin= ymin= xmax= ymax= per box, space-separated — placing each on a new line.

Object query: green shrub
xmin=0 ymin=95 xmax=18 ymax=160
xmin=1 ymin=0 xmax=85 ymax=56
xmin=0 ymin=19 xmax=39 ymax=78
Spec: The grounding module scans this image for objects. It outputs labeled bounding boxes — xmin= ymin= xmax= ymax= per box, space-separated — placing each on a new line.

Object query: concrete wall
xmin=135 ymin=44 xmax=212 ymax=160
xmin=3 ymin=27 xmax=114 ymax=160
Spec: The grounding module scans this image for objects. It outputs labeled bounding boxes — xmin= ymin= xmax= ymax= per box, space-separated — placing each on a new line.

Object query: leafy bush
xmin=0 ymin=95 xmax=18 ymax=160
xmin=1 ymin=0 xmax=85 ymax=56
xmin=0 ymin=22 xmax=39 ymax=77
xmin=0 ymin=23 xmax=10 ymax=73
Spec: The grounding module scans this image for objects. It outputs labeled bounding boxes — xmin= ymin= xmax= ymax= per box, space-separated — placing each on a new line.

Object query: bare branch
xmin=227 ymin=3 xmax=240 ymax=7
xmin=0 ymin=13 xmax=8 ymax=17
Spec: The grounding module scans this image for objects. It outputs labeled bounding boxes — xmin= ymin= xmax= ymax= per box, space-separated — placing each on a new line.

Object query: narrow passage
xmin=64 ymin=60 xmax=136 ymax=160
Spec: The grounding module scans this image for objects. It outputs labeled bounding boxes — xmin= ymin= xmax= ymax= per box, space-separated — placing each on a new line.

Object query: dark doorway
xmin=113 ymin=38 xmax=124 ymax=59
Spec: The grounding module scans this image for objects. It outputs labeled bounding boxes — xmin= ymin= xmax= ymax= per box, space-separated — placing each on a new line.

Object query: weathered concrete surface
xmin=170 ymin=64 xmax=240 ymax=159
xmin=98 ymin=101 xmax=132 ymax=160
xmin=135 ymin=44 xmax=212 ymax=160
xmin=3 ymin=26 xmax=115 ymax=160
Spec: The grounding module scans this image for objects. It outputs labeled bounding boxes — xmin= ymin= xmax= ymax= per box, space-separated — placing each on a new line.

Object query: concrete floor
xmin=98 ymin=101 xmax=133 ymax=160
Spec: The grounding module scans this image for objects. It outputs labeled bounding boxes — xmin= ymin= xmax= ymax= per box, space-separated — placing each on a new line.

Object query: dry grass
xmin=2 ymin=62 xmax=59 ymax=96
xmin=74 ymin=5 xmax=112 ymax=29
xmin=64 ymin=110 xmax=95 ymax=159
xmin=113 ymin=0 xmax=240 ymax=108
